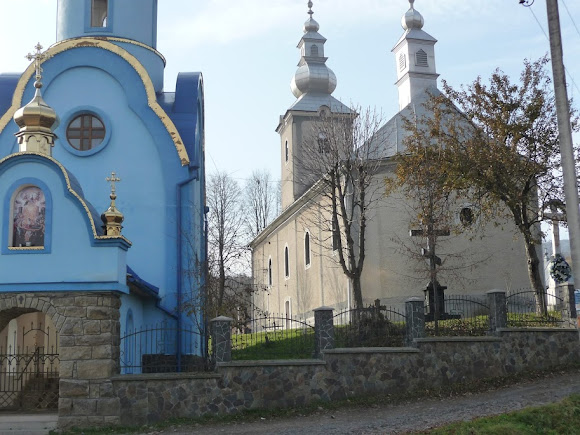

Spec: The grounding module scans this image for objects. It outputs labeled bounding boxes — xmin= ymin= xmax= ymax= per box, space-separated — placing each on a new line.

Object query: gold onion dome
xmin=402 ymin=0 xmax=424 ymax=30
xmin=101 ymin=172 xmax=124 ymax=237
xmin=13 ymin=43 xmax=59 ymax=156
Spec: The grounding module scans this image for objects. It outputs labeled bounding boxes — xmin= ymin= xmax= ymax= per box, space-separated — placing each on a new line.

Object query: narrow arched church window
xmin=304 ymin=231 xmax=311 ymax=267
xmin=285 ymin=140 xmax=289 ymax=162
xmin=268 ymin=258 xmax=273 ymax=286
xmin=91 ymin=0 xmax=108 ymax=28
xmin=415 ymin=49 xmax=428 ymax=67
xmin=318 ymin=133 xmax=330 ymax=153
xmin=310 ymin=45 xmax=319 ymax=57
xmin=11 ymin=186 xmax=46 ymax=248
xmin=284 ymin=246 xmax=290 ymax=278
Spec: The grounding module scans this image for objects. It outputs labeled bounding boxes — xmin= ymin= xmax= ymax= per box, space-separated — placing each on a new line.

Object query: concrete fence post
xmin=314 ymin=307 xmax=334 ymax=357
xmin=405 ymin=297 xmax=425 ymax=345
xmin=210 ymin=316 xmax=233 ymax=363
xmin=557 ymin=283 xmax=577 ymax=327
xmin=487 ymin=289 xmax=507 ymax=334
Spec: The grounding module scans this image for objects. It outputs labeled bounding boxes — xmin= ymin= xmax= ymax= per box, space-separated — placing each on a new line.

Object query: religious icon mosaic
xmin=12 ymin=186 xmax=46 ymax=247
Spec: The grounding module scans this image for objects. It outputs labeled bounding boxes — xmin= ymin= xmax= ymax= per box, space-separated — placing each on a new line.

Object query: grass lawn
xmin=417 ymin=394 xmax=580 ymax=434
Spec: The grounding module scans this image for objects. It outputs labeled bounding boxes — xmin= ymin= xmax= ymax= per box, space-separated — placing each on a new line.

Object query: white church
xmin=249 ymin=1 xmax=532 ymax=319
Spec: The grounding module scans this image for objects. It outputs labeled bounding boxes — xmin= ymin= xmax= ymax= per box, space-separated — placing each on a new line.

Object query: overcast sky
xmin=1 ymin=0 xmax=579 ymax=189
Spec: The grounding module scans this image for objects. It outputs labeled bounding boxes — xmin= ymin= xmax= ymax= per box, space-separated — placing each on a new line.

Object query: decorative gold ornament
xmin=101 ymin=171 xmax=124 ymax=237
xmin=13 ymin=43 xmax=59 ymax=156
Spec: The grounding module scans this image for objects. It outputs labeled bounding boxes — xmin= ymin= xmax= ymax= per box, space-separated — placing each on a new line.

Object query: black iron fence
xmin=333 ymin=302 xmax=407 ymax=347
xmin=0 ymin=322 xmax=59 ymax=411
xmin=506 ymin=288 xmax=564 ymax=327
xmin=120 ymin=322 xmax=208 ymax=373
xmin=425 ymin=295 xmax=490 ymax=337
xmin=231 ymin=314 xmax=315 ymax=360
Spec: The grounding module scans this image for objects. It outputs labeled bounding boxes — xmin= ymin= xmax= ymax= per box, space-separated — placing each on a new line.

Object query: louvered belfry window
xmin=415 ymin=49 xmax=428 ymax=67
xmin=399 ymin=53 xmax=406 ymax=71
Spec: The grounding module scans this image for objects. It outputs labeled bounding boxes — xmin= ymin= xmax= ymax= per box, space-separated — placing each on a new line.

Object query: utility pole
xmin=545 ymin=0 xmax=580 ymax=289
xmin=520 ymin=0 xmax=580 ymax=289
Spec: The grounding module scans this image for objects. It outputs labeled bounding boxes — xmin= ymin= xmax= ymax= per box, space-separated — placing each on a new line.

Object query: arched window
xmin=285 ymin=140 xmax=289 ymax=162
xmin=12 ymin=185 xmax=46 ymax=248
xmin=91 ymin=0 xmax=108 ymax=27
xmin=415 ymin=49 xmax=428 ymax=67
xmin=268 ymin=258 xmax=273 ymax=286
xmin=284 ymin=246 xmax=289 ymax=278
xmin=332 ymin=220 xmax=340 ymax=251
xmin=310 ymin=45 xmax=319 ymax=57
xmin=304 ymin=232 xmax=311 ymax=267
xmin=318 ymin=133 xmax=330 ymax=153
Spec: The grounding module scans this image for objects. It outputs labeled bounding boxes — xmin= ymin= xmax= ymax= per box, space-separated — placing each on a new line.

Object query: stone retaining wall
xmin=112 ymin=328 xmax=579 ymax=426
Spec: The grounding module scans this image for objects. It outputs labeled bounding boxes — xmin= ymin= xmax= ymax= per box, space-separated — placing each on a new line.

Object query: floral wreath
xmin=549 ymin=253 xmax=572 ymax=284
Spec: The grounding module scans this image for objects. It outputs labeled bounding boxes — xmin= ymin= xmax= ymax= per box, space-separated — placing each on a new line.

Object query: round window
xmin=459 ymin=207 xmax=474 ymax=227
xmin=66 ymin=114 xmax=106 ymax=151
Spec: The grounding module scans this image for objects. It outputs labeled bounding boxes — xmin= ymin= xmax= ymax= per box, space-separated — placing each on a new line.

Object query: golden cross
xmin=106 ymin=172 xmax=121 ymax=196
xmin=26 ymin=43 xmax=47 ymax=82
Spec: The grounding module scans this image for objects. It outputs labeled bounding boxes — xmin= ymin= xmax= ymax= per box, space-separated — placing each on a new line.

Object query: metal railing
xmin=231 ymin=314 xmax=315 ymax=360
xmin=333 ymin=302 xmax=407 ymax=348
xmin=506 ymin=288 xmax=564 ymax=327
xmin=425 ymin=295 xmax=490 ymax=337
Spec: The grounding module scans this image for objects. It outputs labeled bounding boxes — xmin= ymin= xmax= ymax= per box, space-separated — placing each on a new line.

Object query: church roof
xmin=373 ymin=88 xmax=442 ymax=159
xmin=288 ymin=93 xmax=352 ymax=114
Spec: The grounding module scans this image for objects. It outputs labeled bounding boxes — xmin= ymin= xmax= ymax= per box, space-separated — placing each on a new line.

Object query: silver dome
xmin=291 ymin=63 xmax=337 ymax=98
xmin=402 ymin=1 xmax=424 ymax=30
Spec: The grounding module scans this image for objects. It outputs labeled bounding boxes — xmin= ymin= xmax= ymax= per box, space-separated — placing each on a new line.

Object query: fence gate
xmin=0 ymin=323 xmax=59 ymax=411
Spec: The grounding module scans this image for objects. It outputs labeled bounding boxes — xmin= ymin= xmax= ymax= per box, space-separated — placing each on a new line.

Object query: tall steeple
xmin=13 ymin=44 xmax=59 ymax=157
xmin=290 ymin=1 xmax=337 ymax=99
xmin=392 ymin=0 xmax=439 ymax=111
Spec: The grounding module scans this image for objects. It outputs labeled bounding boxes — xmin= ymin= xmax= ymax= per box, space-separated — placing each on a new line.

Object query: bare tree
xmin=244 ymin=170 xmax=278 ymax=239
xmin=296 ymin=106 xmax=385 ymax=309
xmin=206 ymin=171 xmax=247 ymax=310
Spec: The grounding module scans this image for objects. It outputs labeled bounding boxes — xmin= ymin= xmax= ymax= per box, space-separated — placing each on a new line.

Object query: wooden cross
xmin=106 ymin=172 xmax=121 ymax=196
xmin=410 ymin=227 xmax=450 ymax=266
xmin=26 ymin=43 xmax=47 ymax=83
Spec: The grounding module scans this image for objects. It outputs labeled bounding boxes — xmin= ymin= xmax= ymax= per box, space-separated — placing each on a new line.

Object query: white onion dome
xmin=14 ymin=80 xmax=59 ymax=133
xmin=304 ymin=17 xmax=319 ymax=32
xmin=401 ymin=0 xmax=424 ymax=30
xmin=290 ymin=1 xmax=337 ymax=98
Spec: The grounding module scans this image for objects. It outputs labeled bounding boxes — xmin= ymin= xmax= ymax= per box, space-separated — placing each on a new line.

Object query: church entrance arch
xmin=0 ymin=310 xmax=59 ymax=411
xmin=0 ymin=292 xmax=121 ymax=426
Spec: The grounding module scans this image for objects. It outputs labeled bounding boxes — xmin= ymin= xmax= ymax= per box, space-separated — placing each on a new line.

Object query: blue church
xmin=0 ymin=0 xmax=207 ymax=399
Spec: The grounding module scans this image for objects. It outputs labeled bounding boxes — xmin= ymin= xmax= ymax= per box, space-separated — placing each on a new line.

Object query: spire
xmin=13 ymin=43 xmax=59 ymax=156
xmin=290 ymin=1 xmax=337 ymax=98
xmin=101 ymin=172 xmax=125 ymax=237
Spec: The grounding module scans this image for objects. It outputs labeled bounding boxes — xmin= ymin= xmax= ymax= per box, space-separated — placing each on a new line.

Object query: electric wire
xmin=528 ymin=4 xmax=580 ymax=98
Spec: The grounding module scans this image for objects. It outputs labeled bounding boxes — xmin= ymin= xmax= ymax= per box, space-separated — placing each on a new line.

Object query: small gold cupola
xmin=13 ymin=43 xmax=59 ymax=156
xmin=101 ymin=172 xmax=124 ymax=237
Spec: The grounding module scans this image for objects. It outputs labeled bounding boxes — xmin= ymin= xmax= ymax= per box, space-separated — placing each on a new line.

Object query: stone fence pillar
xmin=557 ymin=283 xmax=577 ymax=327
xmin=405 ymin=298 xmax=425 ymax=345
xmin=210 ymin=316 xmax=232 ymax=363
xmin=314 ymin=307 xmax=334 ymax=357
xmin=487 ymin=289 xmax=507 ymax=334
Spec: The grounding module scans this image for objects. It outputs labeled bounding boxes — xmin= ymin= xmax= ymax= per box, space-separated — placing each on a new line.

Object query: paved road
xmin=141 ymin=369 xmax=580 ymax=435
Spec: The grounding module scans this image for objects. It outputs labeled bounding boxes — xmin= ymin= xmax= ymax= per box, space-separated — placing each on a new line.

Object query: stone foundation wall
xmin=112 ymin=328 xmax=579 ymax=426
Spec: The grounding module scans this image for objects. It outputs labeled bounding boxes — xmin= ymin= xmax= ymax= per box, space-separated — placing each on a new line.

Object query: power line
xmin=561 ymin=0 xmax=580 ymax=42
xmin=528 ymin=5 xmax=580 ymax=98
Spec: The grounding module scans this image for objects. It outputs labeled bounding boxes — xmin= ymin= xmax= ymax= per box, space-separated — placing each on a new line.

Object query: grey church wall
xmin=112 ymin=328 xmax=579 ymax=426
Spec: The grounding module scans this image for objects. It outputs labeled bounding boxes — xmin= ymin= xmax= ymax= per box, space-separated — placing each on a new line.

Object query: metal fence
xmin=425 ymin=295 xmax=490 ymax=337
xmin=333 ymin=302 xmax=407 ymax=347
xmin=120 ymin=322 xmax=208 ymax=374
xmin=506 ymin=288 xmax=564 ymax=327
xmin=231 ymin=314 xmax=315 ymax=360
